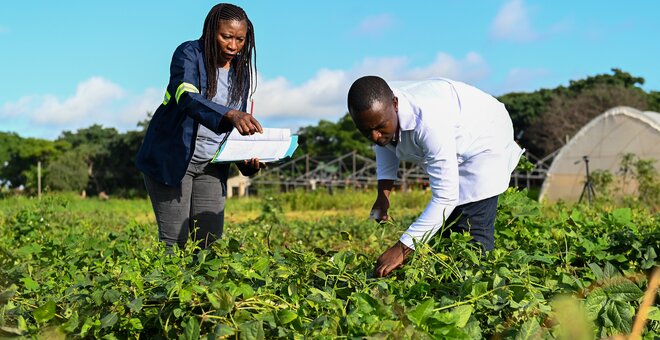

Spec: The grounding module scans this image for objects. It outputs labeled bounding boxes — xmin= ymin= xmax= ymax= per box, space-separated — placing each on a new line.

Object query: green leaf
xmin=570 ymin=210 xmax=584 ymax=226
xmin=103 ymin=289 xmax=121 ymax=303
xmin=17 ymin=316 xmax=27 ymax=331
xmin=60 ymin=311 xmax=79 ymax=333
xmin=0 ymin=285 xmax=17 ymax=304
xmin=251 ymin=258 xmax=270 ymax=275
xmin=91 ymin=290 xmax=104 ymax=305
xmin=471 ymin=281 xmax=488 ymax=297
xmin=15 ymin=244 xmax=42 ymax=257
xmin=239 ymin=320 xmax=265 ymax=340
xmin=206 ymin=291 xmax=221 ymax=309
xmin=340 ymin=231 xmax=352 ymax=241
xmin=642 ymin=246 xmax=657 ymax=269
xmin=602 ymin=262 xmax=619 ymax=279
xmin=605 ymin=301 xmax=633 ymax=334
xmin=218 ymin=289 xmax=235 ymax=315
xmin=128 ymin=318 xmax=143 ymax=331
xmin=179 ymin=287 xmax=193 ymax=303
xmin=236 ymin=283 xmax=254 ymax=299
xmin=0 ymin=326 xmax=24 ymax=336
xmin=33 ymin=300 xmax=56 ymax=323
xmin=407 ymin=299 xmax=435 ymax=327
xmin=647 ymin=306 xmax=660 ymax=321
xmin=127 ymin=297 xmax=143 ymax=313
xmin=515 ymin=317 xmax=541 ymax=340
xmin=20 ymin=277 xmax=39 ymax=291
xmin=452 ymin=305 xmax=473 ymax=328
xmin=585 ymin=287 xmax=607 ymax=320
xmin=180 ymin=317 xmax=200 ymax=340
xmin=214 ymin=324 xmax=235 ymax=337
xmin=587 ymin=263 xmax=603 ymax=281
xmin=277 ymin=309 xmax=298 ymax=324
xmin=100 ymin=313 xmax=118 ymax=329
xmin=79 ymin=316 xmax=100 ymax=338
xmin=611 ymin=208 xmax=632 ymax=227
xmin=604 ymin=279 xmax=643 ymax=302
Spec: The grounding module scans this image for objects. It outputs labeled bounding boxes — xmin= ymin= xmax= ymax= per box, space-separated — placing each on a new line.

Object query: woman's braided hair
xmin=201 ymin=3 xmax=256 ymax=107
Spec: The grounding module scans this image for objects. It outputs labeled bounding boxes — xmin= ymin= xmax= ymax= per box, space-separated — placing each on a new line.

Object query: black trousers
xmin=441 ymin=195 xmax=499 ymax=251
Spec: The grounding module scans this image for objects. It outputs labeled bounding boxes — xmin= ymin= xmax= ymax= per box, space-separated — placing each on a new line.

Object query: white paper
xmin=211 ymin=128 xmax=297 ymax=163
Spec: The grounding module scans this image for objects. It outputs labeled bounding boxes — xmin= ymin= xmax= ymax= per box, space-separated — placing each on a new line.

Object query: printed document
xmin=211 ymin=128 xmax=298 ymax=163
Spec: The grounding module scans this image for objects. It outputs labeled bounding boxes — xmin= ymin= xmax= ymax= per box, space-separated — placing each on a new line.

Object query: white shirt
xmin=375 ymin=78 xmax=523 ymax=249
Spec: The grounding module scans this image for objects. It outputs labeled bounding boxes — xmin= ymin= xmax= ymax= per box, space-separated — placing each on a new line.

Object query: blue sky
xmin=1 ymin=1 xmax=659 ymax=140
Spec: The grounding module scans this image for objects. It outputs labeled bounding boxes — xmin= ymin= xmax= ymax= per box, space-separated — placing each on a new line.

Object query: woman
xmin=136 ymin=3 xmax=264 ymax=249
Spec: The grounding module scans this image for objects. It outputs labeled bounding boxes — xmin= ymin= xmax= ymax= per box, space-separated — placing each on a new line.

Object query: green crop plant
xmin=0 ymin=189 xmax=658 ymax=338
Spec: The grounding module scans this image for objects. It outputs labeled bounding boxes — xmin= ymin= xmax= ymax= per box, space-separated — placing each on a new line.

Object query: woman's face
xmin=216 ymin=19 xmax=248 ymax=68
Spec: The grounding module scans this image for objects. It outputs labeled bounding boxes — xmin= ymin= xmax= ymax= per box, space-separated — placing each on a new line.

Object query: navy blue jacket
xmin=136 ymin=40 xmax=248 ymax=186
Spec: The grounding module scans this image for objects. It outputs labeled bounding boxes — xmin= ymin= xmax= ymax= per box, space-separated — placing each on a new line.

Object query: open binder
xmin=211 ymin=128 xmax=298 ymax=163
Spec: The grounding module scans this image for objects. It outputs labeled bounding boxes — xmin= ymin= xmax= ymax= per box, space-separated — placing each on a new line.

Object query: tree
xmin=45 ymin=151 xmax=89 ymax=192
xmin=0 ymin=135 xmax=68 ymax=191
xmin=648 ymin=91 xmax=660 ymax=112
xmin=57 ymin=125 xmax=119 ymax=195
xmin=526 ymin=84 xmax=648 ymax=157
xmin=498 ymin=68 xmax=651 ymax=157
xmin=296 ymin=113 xmax=373 ymax=157
xmin=0 ymin=132 xmax=23 ymax=187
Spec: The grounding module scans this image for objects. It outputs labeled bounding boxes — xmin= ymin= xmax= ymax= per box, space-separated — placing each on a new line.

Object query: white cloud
xmin=354 ymin=14 xmax=395 ymax=35
xmin=0 ymin=77 xmax=161 ymax=137
xmin=118 ymin=87 xmax=162 ymax=126
xmin=405 ymin=52 xmax=489 ymax=83
xmin=253 ymin=52 xmax=490 ymax=124
xmin=490 ymin=0 xmax=538 ymax=42
xmin=253 ymin=69 xmax=349 ymax=119
xmin=1 ymin=52 xmax=491 ymax=138
xmin=31 ymin=77 xmax=125 ymax=124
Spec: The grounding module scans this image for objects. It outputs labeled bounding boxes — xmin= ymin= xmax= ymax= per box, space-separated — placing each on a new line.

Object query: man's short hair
xmin=347 ymin=76 xmax=393 ymax=115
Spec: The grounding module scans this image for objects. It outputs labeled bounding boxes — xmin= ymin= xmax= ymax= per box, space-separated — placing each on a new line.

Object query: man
xmin=347 ymin=76 xmax=523 ymax=277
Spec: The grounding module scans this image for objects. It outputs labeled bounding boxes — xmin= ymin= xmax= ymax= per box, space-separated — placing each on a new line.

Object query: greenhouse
xmin=539 ymin=106 xmax=660 ymax=202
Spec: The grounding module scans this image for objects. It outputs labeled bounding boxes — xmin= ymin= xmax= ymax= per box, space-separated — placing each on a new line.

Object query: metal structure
xmin=242 ymin=149 xmax=557 ymax=194
xmin=576 ymin=155 xmax=596 ymax=205
xmin=249 ymin=151 xmax=431 ymax=192
xmin=510 ymin=149 xmax=558 ymax=189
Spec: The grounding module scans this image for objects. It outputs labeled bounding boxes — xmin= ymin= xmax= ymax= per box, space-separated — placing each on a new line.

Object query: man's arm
xmin=372 ymin=179 xmax=415 ymax=278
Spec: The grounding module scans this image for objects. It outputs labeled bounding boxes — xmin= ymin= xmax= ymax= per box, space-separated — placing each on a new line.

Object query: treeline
xmin=1 ymin=69 xmax=658 ymax=197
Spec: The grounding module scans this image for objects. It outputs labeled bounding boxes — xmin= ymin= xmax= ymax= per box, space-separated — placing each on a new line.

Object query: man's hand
xmin=225 ymin=109 xmax=263 ymax=135
xmin=374 ymin=241 xmax=414 ymax=277
xmin=370 ymin=179 xmax=394 ymax=223
xmin=369 ymin=194 xmax=390 ymax=223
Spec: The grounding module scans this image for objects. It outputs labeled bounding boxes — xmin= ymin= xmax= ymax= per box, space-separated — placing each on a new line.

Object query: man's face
xmin=353 ymin=97 xmax=399 ymax=146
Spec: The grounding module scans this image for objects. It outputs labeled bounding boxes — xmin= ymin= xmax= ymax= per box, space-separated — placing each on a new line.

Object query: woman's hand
xmin=225 ymin=110 xmax=263 ymax=135
xmin=243 ymin=158 xmax=267 ymax=170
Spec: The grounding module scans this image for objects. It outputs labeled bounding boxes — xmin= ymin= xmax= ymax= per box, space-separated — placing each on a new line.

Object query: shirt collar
xmin=393 ymin=88 xmax=418 ymax=135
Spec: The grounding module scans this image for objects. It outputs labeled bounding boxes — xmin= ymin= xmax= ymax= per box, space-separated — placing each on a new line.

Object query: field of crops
xmin=0 ymin=189 xmax=658 ymax=339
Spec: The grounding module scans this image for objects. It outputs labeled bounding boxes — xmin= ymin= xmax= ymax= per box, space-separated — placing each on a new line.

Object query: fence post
xmin=37 ymin=161 xmax=42 ymax=199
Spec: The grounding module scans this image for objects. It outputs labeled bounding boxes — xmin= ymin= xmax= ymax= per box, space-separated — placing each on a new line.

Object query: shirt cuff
xmin=399 ymin=234 xmax=416 ymax=250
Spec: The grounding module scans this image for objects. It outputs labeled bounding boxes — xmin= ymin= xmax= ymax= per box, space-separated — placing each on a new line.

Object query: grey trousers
xmin=144 ymin=161 xmax=229 ymax=249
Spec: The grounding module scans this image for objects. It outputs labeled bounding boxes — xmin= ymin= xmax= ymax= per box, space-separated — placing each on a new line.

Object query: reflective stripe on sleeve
xmin=175 ymin=82 xmax=200 ymax=103
xmin=162 ymin=90 xmax=171 ymax=105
